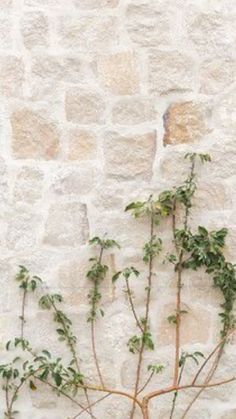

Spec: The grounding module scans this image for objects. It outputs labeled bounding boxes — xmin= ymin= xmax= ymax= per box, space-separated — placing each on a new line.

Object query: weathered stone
xmin=0 ymin=56 xmax=24 ymax=97
xmin=58 ymin=15 xmax=118 ymax=51
xmin=10 ymin=109 xmax=60 ymax=160
xmin=32 ymin=54 xmax=86 ymax=84
xmin=0 ymin=0 xmax=12 ymax=6
xmin=13 ymin=166 xmax=44 ymax=204
xmin=44 ymin=202 xmax=88 ymax=247
xmin=200 ymin=57 xmax=236 ymax=95
xmin=112 ymin=98 xmax=157 ymax=125
xmin=103 ymin=131 xmax=156 ymax=179
xmin=157 ymin=303 xmax=211 ymax=346
xmin=126 ymin=0 xmax=171 ymax=47
xmin=163 ymin=102 xmax=209 ymax=145
xmin=21 ymin=11 xmax=49 ymax=50
xmin=219 ymin=409 xmax=236 ymax=419
xmin=6 ymin=206 xmax=40 ymax=251
xmin=149 ymin=50 xmax=195 ymax=95
xmin=65 ymin=89 xmax=105 ymax=124
xmin=51 ymin=166 xmax=96 ymax=195
xmin=0 ymin=17 xmax=12 ymax=49
xmin=24 ymin=0 xmax=59 ymax=7
xmin=67 ymin=129 xmax=97 ymax=160
xmin=213 ymin=88 xmax=236 ymax=135
xmin=97 ymin=52 xmax=140 ymax=95
xmin=187 ymin=11 xmax=236 ymax=57
xmin=73 ymin=0 xmax=119 ymax=8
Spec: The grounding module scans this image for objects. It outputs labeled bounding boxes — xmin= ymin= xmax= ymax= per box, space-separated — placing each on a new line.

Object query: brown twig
xmin=125 ymin=278 xmax=143 ymax=333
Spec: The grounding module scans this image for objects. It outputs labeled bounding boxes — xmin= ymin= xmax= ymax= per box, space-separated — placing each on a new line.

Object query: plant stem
xmin=129 ymin=214 xmax=154 ymax=419
xmin=125 ymin=278 xmax=143 ymax=333
xmin=90 ymin=246 xmax=105 ymax=388
xmin=20 ymin=277 xmax=29 ymax=340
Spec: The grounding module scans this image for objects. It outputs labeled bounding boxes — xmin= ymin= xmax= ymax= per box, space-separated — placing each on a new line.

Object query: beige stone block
xmin=51 ymin=166 xmax=96 ymax=195
xmin=0 ymin=0 xmax=12 ymax=6
xmin=219 ymin=409 xmax=236 ymax=419
xmin=44 ymin=201 xmax=88 ymax=247
xmin=6 ymin=206 xmax=40 ymax=251
xmin=67 ymin=129 xmax=97 ymax=161
xmin=103 ymin=131 xmax=156 ymax=179
xmin=32 ymin=54 xmax=85 ymax=84
xmin=65 ymin=89 xmax=105 ymax=124
xmin=126 ymin=0 xmax=171 ymax=47
xmin=13 ymin=166 xmax=44 ymax=204
xmin=97 ymin=52 xmax=140 ymax=95
xmin=21 ymin=11 xmax=49 ymax=50
xmin=163 ymin=101 xmax=209 ymax=145
xmin=24 ymin=0 xmax=59 ymax=7
xmin=73 ymin=0 xmax=119 ymax=8
xmin=112 ymin=98 xmax=157 ymax=125
xmin=213 ymin=88 xmax=236 ymax=135
xmin=157 ymin=302 xmax=211 ymax=346
xmin=200 ymin=58 xmax=236 ymax=95
xmin=0 ymin=17 xmax=12 ymax=49
xmin=149 ymin=50 xmax=195 ymax=95
xmin=11 ymin=109 xmax=60 ymax=160
xmin=58 ymin=15 xmax=118 ymax=51
xmin=187 ymin=11 xmax=236 ymax=57
xmin=0 ymin=56 xmax=24 ymax=97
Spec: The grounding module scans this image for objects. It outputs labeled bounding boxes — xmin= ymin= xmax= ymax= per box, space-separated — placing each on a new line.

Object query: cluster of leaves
xmin=87 ymin=237 xmax=120 ymax=321
xmin=15 ymin=265 xmax=42 ymax=293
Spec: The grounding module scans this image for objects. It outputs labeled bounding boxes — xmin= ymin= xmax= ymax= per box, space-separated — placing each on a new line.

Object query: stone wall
xmin=0 ymin=0 xmax=236 ymax=418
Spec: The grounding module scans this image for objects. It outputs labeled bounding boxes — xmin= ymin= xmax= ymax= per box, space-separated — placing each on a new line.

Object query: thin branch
xmin=137 ymin=372 xmax=154 ymax=395
xmin=125 ymin=278 xmax=143 ymax=333
xmin=71 ymin=394 xmax=110 ymax=419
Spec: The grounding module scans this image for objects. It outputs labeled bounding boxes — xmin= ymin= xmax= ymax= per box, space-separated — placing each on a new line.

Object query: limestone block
xmin=103 ymin=131 xmax=156 ymax=179
xmin=163 ymin=102 xmax=209 ymax=145
xmin=65 ymin=89 xmax=105 ymax=124
xmin=125 ymin=0 xmax=171 ymax=47
xmin=67 ymin=129 xmax=97 ymax=161
xmin=58 ymin=15 xmax=118 ymax=51
xmin=44 ymin=201 xmax=88 ymax=247
xmin=0 ymin=56 xmax=24 ymax=97
xmin=11 ymin=109 xmax=60 ymax=160
xmin=112 ymin=98 xmax=157 ymax=125
xmin=148 ymin=50 xmax=195 ymax=95
xmin=97 ymin=52 xmax=140 ymax=95
xmin=21 ymin=11 xmax=49 ymax=50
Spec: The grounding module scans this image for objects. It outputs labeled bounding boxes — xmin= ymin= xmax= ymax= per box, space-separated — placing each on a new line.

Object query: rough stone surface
xmin=65 ymin=89 xmax=105 ymax=124
xmin=58 ymin=16 xmax=118 ymax=51
xmin=67 ymin=129 xmax=97 ymax=160
xmin=44 ymin=202 xmax=88 ymax=247
xmin=21 ymin=11 xmax=49 ymax=50
xmin=10 ymin=109 xmax=60 ymax=159
xmin=0 ymin=56 xmax=24 ymax=97
xmin=97 ymin=52 xmax=140 ymax=95
xmin=0 ymin=1 xmax=235 ymax=418
xmin=112 ymin=98 xmax=157 ymax=125
xmin=103 ymin=131 xmax=156 ymax=179
xmin=149 ymin=50 xmax=196 ymax=95
xmin=163 ymin=101 xmax=209 ymax=145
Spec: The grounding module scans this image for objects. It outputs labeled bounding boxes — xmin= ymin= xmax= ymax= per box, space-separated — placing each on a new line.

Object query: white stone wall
xmin=0 ymin=0 xmax=236 ymax=418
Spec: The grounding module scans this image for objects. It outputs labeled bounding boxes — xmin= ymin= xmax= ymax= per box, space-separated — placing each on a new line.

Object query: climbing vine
xmin=1 ymin=153 xmax=236 ymax=419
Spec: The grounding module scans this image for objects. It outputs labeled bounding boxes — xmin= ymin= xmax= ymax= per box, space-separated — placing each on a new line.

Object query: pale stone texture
xmin=0 ymin=1 xmax=235 ymax=418
xmin=73 ymin=0 xmax=119 ymax=8
xmin=21 ymin=12 xmax=49 ymax=50
xmin=148 ymin=50 xmax=196 ymax=94
xmin=44 ymin=202 xmax=88 ymax=246
xmin=0 ymin=56 xmax=24 ymax=97
xmin=97 ymin=52 xmax=140 ymax=95
xmin=11 ymin=109 xmax=60 ymax=159
xmin=103 ymin=131 xmax=156 ymax=179
xmin=31 ymin=55 xmax=87 ymax=84
xmin=125 ymin=0 xmax=171 ymax=47
xmin=13 ymin=166 xmax=44 ymax=204
xmin=67 ymin=129 xmax=97 ymax=160
xmin=163 ymin=101 xmax=210 ymax=145
xmin=58 ymin=15 xmax=118 ymax=51
xmin=65 ymin=89 xmax=105 ymax=124
xmin=200 ymin=57 xmax=236 ymax=95
xmin=112 ymin=97 xmax=157 ymax=125
xmin=187 ymin=11 xmax=236 ymax=57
